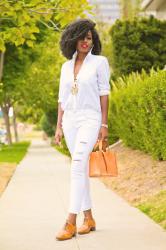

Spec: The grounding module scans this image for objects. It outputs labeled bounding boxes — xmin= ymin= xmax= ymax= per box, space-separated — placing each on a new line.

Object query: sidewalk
xmin=0 ymin=138 xmax=165 ymax=250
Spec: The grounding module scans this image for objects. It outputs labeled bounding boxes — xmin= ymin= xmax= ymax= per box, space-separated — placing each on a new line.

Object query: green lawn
xmin=136 ymin=190 xmax=166 ymax=230
xmin=0 ymin=141 xmax=31 ymax=163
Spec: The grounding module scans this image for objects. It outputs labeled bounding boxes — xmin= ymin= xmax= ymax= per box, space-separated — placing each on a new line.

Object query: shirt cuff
xmin=99 ymin=90 xmax=110 ymax=96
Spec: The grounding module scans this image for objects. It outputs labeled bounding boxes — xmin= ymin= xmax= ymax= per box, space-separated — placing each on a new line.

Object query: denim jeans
xmin=62 ymin=109 xmax=102 ymax=214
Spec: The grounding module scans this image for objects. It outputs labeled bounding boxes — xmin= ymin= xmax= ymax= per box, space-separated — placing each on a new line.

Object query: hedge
xmin=110 ymin=15 xmax=166 ymax=78
xmin=109 ymin=69 xmax=166 ymax=160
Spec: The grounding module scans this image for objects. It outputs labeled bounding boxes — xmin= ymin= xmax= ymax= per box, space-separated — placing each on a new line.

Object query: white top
xmin=58 ymin=48 xmax=111 ymax=114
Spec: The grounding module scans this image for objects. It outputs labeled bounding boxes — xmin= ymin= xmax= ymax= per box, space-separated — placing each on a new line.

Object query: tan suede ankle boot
xmin=77 ymin=217 xmax=96 ymax=234
xmin=55 ymin=220 xmax=77 ymax=240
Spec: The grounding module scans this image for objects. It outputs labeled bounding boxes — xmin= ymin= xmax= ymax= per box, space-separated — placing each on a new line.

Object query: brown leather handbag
xmin=89 ymin=139 xmax=118 ymax=177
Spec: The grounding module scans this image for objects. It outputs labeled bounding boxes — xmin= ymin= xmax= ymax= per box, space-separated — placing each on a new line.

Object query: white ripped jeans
xmin=62 ymin=109 xmax=102 ymax=214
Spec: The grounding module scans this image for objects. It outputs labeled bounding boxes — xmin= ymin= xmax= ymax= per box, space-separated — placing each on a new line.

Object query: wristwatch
xmin=101 ymin=123 xmax=108 ymax=128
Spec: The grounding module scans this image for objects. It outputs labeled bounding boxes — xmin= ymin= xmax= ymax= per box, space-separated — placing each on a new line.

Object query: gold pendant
xmin=71 ymin=77 xmax=78 ymax=95
xmin=71 ymin=84 xmax=78 ymax=95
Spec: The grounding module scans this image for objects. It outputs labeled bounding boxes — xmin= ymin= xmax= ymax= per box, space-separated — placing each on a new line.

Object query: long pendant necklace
xmin=71 ymin=54 xmax=85 ymax=95
xmin=71 ymin=76 xmax=78 ymax=95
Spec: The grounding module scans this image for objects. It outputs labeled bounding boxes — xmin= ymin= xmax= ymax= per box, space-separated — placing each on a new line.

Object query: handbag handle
xmin=93 ymin=139 xmax=109 ymax=152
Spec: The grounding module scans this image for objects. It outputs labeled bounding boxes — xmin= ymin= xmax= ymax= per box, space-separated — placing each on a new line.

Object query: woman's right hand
xmin=54 ymin=126 xmax=63 ymax=146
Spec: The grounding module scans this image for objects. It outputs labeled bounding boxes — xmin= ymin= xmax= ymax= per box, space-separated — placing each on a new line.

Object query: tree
xmin=119 ymin=0 xmax=141 ymax=20
xmin=0 ymin=0 xmax=92 ymax=144
xmin=18 ymin=30 xmax=63 ymax=132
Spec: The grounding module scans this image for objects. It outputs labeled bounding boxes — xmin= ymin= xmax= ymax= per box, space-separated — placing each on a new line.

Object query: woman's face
xmin=76 ymin=30 xmax=93 ymax=54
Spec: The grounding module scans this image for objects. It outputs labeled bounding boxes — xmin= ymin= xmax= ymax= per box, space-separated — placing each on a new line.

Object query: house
xmin=87 ymin=0 xmax=120 ymax=24
xmin=141 ymin=0 xmax=166 ymax=20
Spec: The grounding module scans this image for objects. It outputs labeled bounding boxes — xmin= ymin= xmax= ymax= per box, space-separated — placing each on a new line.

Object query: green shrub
xmin=40 ymin=112 xmax=54 ymax=137
xmin=109 ymin=69 xmax=166 ymax=160
xmin=110 ymin=16 xmax=166 ymax=78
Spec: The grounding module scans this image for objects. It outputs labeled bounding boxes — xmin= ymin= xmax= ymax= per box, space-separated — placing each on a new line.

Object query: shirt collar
xmin=72 ymin=47 xmax=93 ymax=61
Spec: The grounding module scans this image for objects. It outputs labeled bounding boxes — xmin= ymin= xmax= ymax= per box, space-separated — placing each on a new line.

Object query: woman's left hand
xmin=98 ymin=126 xmax=108 ymax=141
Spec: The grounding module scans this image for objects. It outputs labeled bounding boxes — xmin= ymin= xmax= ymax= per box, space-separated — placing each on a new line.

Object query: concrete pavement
xmin=0 ymin=138 xmax=165 ymax=250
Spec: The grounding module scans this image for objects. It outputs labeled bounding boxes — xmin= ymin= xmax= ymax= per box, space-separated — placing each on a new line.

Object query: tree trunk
xmin=0 ymin=51 xmax=12 ymax=145
xmin=1 ymin=103 xmax=12 ymax=145
xmin=0 ymin=52 xmax=5 ymax=81
xmin=13 ymin=106 xmax=19 ymax=142
xmin=120 ymin=0 xmax=141 ymax=20
xmin=120 ymin=0 xmax=133 ymax=20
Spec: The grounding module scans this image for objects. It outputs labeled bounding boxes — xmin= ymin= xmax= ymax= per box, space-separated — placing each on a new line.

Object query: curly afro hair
xmin=59 ymin=18 xmax=102 ymax=59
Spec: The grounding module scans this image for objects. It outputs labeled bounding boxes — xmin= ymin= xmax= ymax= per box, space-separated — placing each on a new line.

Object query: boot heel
xmin=90 ymin=226 xmax=96 ymax=231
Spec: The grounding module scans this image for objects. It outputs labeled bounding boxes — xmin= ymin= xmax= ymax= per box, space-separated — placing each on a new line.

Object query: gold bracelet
xmin=101 ymin=123 xmax=108 ymax=128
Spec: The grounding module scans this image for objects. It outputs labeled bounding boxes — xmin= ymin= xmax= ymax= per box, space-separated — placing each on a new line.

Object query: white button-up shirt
xmin=58 ymin=48 xmax=111 ymax=114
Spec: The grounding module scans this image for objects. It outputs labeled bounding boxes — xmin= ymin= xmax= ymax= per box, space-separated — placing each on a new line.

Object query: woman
xmin=54 ymin=18 xmax=110 ymax=241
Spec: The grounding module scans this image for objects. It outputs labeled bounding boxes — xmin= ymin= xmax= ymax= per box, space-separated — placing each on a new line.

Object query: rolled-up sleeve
xmin=58 ymin=63 xmax=65 ymax=103
xmin=97 ymin=56 xmax=111 ymax=96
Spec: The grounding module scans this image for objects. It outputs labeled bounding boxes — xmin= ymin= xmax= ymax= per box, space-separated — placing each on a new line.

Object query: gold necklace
xmin=71 ymin=76 xmax=78 ymax=95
